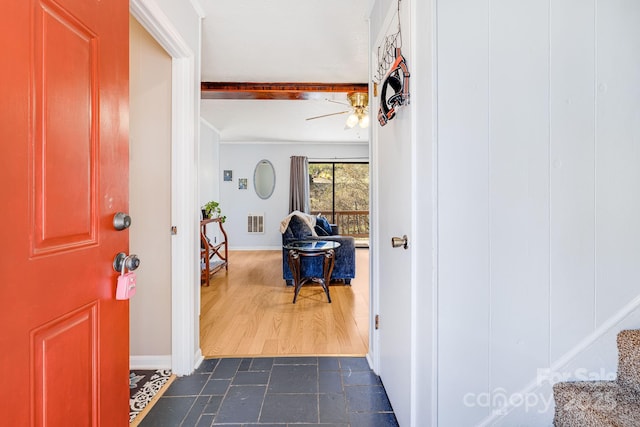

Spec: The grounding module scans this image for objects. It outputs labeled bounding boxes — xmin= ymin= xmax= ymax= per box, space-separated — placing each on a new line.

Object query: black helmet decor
xmin=377 ymin=48 xmax=410 ymax=127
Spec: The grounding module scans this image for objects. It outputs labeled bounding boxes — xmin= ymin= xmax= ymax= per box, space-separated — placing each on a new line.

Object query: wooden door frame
xmin=130 ymin=0 xmax=204 ymax=376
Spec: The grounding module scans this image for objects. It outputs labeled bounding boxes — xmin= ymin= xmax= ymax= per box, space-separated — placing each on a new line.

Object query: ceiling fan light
xmin=359 ymin=114 xmax=370 ymax=128
xmin=346 ymin=113 xmax=359 ymax=128
xmin=348 ymin=92 xmax=368 ymax=108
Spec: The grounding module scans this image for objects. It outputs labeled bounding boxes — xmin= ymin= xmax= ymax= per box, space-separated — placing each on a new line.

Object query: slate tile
xmin=349 ymin=411 xmax=400 ymax=427
xmin=345 ymin=385 xmax=394 ymax=412
xmin=249 ymin=357 xmax=274 ymax=371
xmin=214 ymin=385 xmax=265 ymax=423
xmin=143 ymin=356 xmax=398 ymax=426
xmin=211 ymin=358 xmax=242 ymax=379
xmin=259 ymin=393 xmax=318 ymax=423
xmin=202 ymin=379 xmax=231 ymax=396
xmin=181 ymin=395 xmax=210 ymax=426
xmin=138 ymin=396 xmax=194 ymax=427
xmin=339 ymin=357 xmax=370 ymax=372
xmin=163 ymin=374 xmax=209 ymax=396
xmin=342 ymin=370 xmax=382 ymax=386
xmin=238 ymin=358 xmax=252 ymax=371
xmin=319 ymin=370 xmax=343 ymax=393
xmin=202 ymin=395 xmax=223 ymax=414
xmin=319 ymin=392 xmax=349 ymax=423
xmin=195 ymin=358 xmax=219 ymax=373
xmin=274 ymin=356 xmax=317 ymax=365
xmin=231 ymin=370 xmax=270 ymax=385
xmin=318 ymin=357 xmax=341 ymax=371
xmin=268 ymin=364 xmax=318 ymax=393
xmin=195 ymin=414 xmax=214 ymax=427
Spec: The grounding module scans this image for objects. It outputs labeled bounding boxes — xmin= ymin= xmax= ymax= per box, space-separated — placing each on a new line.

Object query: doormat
xmin=129 ymin=369 xmax=173 ymax=424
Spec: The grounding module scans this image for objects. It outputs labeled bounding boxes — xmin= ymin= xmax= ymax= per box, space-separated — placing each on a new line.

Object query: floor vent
xmin=247 ymin=214 xmax=264 ymax=233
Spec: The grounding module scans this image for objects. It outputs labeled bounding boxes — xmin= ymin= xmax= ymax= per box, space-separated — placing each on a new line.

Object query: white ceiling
xmin=199 ymin=0 xmax=372 ymax=143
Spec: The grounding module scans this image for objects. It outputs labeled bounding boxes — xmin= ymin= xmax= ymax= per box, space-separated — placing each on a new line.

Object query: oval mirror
xmin=254 ymin=159 xmax=276 ymax=200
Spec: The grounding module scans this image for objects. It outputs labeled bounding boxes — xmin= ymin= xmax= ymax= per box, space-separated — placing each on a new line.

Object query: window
xmin=309 ymin=162 xmax=369 ymax=240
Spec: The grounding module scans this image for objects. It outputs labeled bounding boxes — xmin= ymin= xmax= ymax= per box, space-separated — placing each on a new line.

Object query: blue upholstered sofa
xmin=281 ymin=214 xmax=356 ymax=285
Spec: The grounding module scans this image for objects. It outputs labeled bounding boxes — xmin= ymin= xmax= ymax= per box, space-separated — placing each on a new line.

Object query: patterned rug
xmin=129 ymin=369 xmax=172 ymax=423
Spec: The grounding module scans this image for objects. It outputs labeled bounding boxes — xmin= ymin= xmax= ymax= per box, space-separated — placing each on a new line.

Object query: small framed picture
xmin=223 ymin=170 xmax=233 ymax=181
xmin=238 ymin=178 xmax=248 ymax=190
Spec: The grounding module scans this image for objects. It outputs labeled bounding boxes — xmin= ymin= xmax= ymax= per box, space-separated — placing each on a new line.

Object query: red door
xmin=0 ymin=0 xmax=129 ymax=425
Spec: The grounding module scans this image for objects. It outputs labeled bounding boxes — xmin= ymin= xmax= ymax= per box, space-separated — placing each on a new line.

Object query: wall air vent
xmin=247 ymin=214 xmax=264 ymax=234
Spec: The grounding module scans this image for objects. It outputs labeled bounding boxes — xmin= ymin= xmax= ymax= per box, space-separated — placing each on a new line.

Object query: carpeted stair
xmin=553 ymin=329 xmax=640 ymax=426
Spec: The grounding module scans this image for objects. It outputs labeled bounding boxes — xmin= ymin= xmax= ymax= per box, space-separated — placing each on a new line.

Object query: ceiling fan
xmin=305 ymin=92 xmax=370 ymax=129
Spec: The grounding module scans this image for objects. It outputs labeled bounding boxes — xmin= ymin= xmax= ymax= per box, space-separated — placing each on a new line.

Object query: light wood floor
xmin=200 ymin=249 xmax=370 ymax=357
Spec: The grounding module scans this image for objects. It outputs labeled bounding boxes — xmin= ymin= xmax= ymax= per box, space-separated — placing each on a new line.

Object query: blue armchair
xmin=281 ymin=214 xmax=355 ymax=285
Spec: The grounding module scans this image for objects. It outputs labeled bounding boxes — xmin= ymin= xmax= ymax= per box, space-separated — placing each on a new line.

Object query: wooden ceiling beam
xmin=200 ymin=82 xmax=368 ymax=100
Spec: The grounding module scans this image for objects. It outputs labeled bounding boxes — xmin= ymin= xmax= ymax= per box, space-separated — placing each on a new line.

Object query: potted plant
xmin=202 ymin=201 xmax=226 ymax=222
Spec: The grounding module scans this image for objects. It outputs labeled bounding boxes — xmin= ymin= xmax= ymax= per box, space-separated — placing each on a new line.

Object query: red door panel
xmin=1 ymin=0 xmax=130 ymax=425
xmin=34 ymin=1 xmax=98 ymax=254
xmin=32 ymin=303 xmax=98 ymax=426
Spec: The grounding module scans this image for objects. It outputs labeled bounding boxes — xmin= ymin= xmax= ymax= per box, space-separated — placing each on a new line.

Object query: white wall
xmin=129 ymin=16 xmax=172 ymax=359
xmin=199 ymin=119 xmax=221 ymax=243
xmin=436 ymin=0 xmax=640 ymax=425
xmin=199 ymin=120 xmax=220 ymax=208
xmin=218 ymin=142 xmax=368 ymax=249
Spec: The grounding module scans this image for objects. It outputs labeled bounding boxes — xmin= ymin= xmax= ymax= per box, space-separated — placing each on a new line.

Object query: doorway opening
xmin=199 ymin=158 xmax=371 ymax=358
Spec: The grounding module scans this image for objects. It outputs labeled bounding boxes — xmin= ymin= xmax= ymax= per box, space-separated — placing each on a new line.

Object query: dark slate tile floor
xmin=140 ymin=356 xmax=398 ymax=427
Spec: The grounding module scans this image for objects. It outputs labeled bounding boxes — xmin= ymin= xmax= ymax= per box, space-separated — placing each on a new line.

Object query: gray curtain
xmin=289 ymin=155 xmax=310 ymax=213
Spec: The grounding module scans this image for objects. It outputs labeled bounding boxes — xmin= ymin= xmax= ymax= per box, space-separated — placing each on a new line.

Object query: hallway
xmin=140 ymin=356 xmax=398 ymax=426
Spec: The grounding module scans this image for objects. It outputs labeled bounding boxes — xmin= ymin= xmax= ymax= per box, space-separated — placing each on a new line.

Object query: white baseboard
xmin=366 ymin=352 xmax=374 ymax=371
xmin=130 ymin=350 xmax=203 ymax=375
xmin=130 ymin=355 xmax=172 ymax=370
xmin=193 ymin=348 xmax=204 ymax=372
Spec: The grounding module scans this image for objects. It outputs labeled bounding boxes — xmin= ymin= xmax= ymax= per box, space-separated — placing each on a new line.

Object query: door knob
xmin=113 ymin=252 xmax=140 ymax=273
xmin=391 ymin=235 xmax=408 ymax=250
xmin=113 ymin=212 xmax=132 ymax=230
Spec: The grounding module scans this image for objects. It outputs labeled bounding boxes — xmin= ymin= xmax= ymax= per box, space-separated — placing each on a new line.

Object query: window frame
xmin=309 ymin=161 xmax=369 ymax=224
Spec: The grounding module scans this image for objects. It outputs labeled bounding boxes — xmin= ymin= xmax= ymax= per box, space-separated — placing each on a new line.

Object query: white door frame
xmin=368 ymin=0 xmax=438 ymax=424
xmin=409 ymin=0 xmax=438 ymax=424
xmin=130 ymin=0 xmax=202 ymax=376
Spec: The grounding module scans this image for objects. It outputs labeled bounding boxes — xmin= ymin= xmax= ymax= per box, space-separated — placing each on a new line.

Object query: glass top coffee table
xmin=283 ymin=240 xmax=341 ymax=303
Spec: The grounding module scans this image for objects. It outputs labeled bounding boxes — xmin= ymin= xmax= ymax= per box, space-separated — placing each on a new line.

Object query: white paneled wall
xmin=437 ymin=0 xmax=491 ymax=423
xmin=549 ymin=0 xmax=596 ymax=362
xmin=436 ymin=0 xmax=640 ymax=425
xmin=594 ymin=1 xmax=640 ymax=327
xmin=487 ymin=0 xmax=550 ymax=400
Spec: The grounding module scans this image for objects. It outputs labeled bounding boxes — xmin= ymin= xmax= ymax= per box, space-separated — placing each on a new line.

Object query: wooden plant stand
xmin=200 ymin=218 xmax=228 ymax=286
